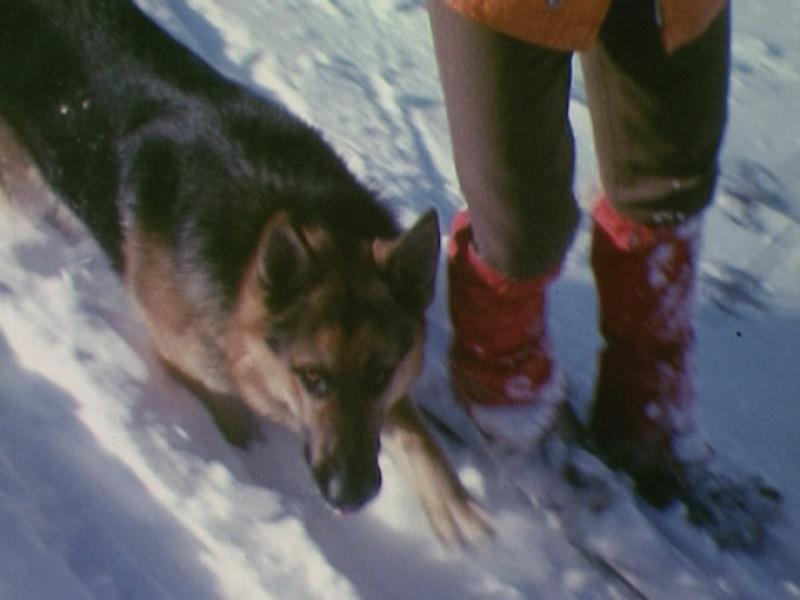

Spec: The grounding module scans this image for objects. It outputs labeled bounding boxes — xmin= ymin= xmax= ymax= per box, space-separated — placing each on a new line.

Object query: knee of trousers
xmin=600 ymin=162 xmax=720 ymax=226
xmin=462 ymin=178 xmax=581 ymax=280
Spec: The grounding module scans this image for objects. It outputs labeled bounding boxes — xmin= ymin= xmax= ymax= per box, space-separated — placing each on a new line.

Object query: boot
xmin=589 ymin=195 xmax=707 ymax=501
xmin=448 ymin=210 xmax=565 ymax=449
xmin=589 ymin=196 xmax=779 ymax=547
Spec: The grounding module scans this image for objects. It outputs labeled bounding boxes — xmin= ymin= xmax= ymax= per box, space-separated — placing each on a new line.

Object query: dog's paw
xmin=384 ymin=397 xmax=494 ymax=549
xmin=420 ymin=483 xmax=494 ymax=550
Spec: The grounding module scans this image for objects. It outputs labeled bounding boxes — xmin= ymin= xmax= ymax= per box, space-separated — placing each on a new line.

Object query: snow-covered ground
xmin=1 ymin=1 xmax=799 ymax=598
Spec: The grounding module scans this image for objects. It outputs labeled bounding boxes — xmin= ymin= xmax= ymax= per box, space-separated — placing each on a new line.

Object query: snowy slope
xmin=1 ymin=0 xmax=799 ymax=598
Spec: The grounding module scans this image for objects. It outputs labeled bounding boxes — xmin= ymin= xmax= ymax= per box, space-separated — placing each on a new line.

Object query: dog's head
xmin=234 ymin=209 xmax=439 ymax=512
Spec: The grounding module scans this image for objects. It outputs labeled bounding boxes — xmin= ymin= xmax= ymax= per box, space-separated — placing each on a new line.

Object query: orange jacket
xmin=443 ymin=0 xmax=728 ymax=53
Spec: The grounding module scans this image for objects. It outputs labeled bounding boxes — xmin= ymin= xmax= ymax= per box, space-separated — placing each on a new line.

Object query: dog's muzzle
xmin=306 ymin=445 xmax=382 ymax=513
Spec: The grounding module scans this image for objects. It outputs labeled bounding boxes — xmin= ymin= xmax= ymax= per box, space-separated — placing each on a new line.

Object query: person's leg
xmin=428 ymin=0 xmax=579 ymax=280
xmin=427 ymin=0 xmax=579 ymax=447
xmin=582 ymin=2 xmax=778 ymax=547
xmin=581 ymin=0 xmax=729 ymax=485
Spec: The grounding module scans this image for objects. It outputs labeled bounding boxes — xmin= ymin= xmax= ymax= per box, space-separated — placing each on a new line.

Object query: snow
xmin=1 ymin=0 xmax=799 ymax=598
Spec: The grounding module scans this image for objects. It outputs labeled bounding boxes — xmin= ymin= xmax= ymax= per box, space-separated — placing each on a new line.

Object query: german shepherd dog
xmin=0 ymin=0 xmax=489 ymax=545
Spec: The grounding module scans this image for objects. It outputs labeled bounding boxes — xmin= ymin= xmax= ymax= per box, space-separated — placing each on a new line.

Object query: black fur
xmin=0 ymin=0 xmax=398 ymax=300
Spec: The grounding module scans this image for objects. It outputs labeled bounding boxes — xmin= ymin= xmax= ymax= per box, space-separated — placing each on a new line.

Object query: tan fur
xmin=123 ymin=227 xmax=232 ymax=396
xmin=0 ymin=117 xmax=87 ymax=241
xmin=223 ymin=215 xmax=426 ymax=431
xmin=223 ymin=215 xmax=304 ymax=426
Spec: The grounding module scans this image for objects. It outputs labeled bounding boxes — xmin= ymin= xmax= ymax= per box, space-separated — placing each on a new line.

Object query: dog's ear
xmin=260 ymin=212 xmax=315 ymax=311
xmin=380 ymin=209 xmax=440 ymax=313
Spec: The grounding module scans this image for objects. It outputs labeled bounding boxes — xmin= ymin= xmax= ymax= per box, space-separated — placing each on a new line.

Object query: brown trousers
xmin=428 ymin=0 xmax=730 ymax=279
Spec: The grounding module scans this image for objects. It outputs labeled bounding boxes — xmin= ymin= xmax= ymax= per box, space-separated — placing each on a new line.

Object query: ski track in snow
xmin=1 ymin=0 xmax=799 ymax=598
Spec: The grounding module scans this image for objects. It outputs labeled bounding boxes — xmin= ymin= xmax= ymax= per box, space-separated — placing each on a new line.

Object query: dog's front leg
xmin=383 ymin=397 xmax=492 ymax=548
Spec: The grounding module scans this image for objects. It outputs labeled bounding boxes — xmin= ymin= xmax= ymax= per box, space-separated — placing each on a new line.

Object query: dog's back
xmin=0 ymin=0 xmax=398 ymax=275
xmin=1 ymin=0 xmax=122 ymax=255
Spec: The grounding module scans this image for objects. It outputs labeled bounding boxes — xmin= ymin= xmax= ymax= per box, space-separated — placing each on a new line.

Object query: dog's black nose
xmin=312 ymin=459 xmax=382 ymax=513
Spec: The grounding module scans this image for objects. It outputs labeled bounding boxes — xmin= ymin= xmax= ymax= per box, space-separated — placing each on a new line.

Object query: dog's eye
xmin=296 ymin=368 xmax=333 ymax=398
